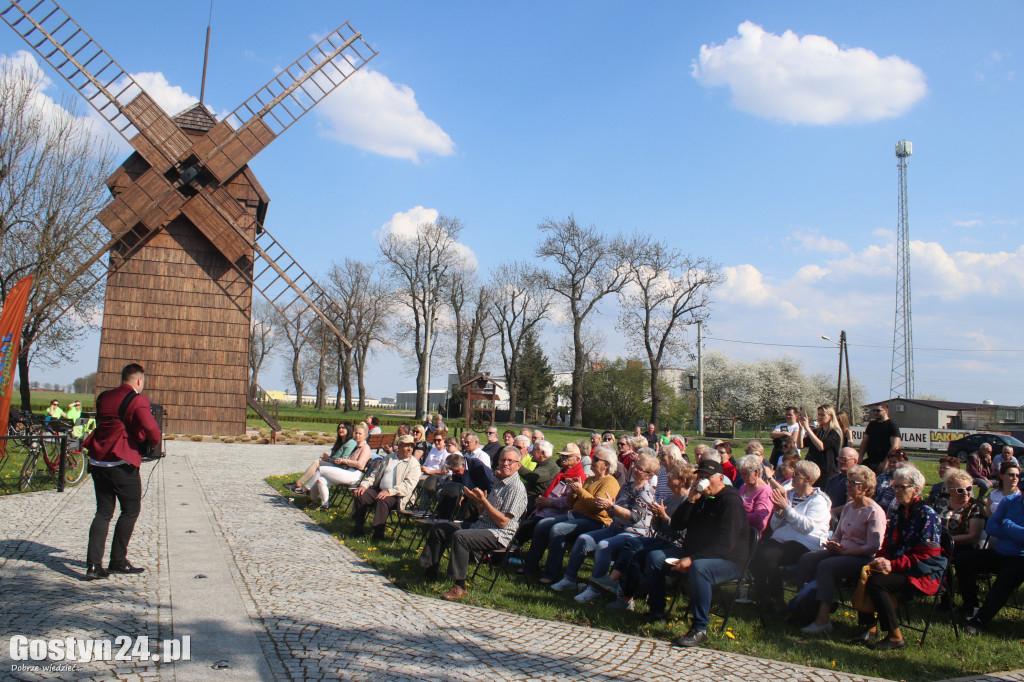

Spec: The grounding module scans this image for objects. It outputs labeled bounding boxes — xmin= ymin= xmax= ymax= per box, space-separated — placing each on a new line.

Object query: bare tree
xmin=489 ymin=263 xmax=553 ymax=421
xmin=349 ymin=264 xmax=393 ymax=410
xmin=445 ymin=271 xmax=496 ymax=386
xmin=277 ymin=305 xmax=312 ymax=406
xmin=379 ymin=215 xmax=465 ymax=420
xmin=0 ymin=62 xmax=115 ymax=409
xmin=536 ymin=215 xmax=632 ymax=428
xmin=326 ymin=261 xmax=359 ymax=410
xmin=618 ymin=239 xmax=723 ymax=425
xmin=248 ymin=299 xmax=278 ymax=397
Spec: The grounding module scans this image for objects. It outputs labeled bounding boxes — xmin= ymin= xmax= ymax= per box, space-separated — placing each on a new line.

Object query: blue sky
xmin=3 ymin=1 xmax=1022 ymax=407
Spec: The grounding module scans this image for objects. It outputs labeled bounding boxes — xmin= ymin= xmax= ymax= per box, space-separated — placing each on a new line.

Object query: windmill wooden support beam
xmin=2 ymin=0 xmax=376 ymax=435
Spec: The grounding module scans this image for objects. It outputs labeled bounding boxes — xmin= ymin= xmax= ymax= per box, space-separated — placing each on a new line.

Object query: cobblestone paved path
xmin=0 ymin=441 xmax=903 ymax=681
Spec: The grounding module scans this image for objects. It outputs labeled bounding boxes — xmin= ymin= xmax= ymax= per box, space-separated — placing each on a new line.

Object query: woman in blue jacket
xmin=954 ymin=488 xmax=1024 ymax=635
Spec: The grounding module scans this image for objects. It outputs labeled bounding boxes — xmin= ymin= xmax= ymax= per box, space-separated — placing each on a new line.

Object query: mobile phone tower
xmin=889 ymin=140 xmax=914 ymax=400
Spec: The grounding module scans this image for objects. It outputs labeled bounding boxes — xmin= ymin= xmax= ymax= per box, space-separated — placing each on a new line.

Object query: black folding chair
xmin=334 ymin=458 xmax=383 ymax=515
xmin=405 ymin=480 xmax=465 ymax=552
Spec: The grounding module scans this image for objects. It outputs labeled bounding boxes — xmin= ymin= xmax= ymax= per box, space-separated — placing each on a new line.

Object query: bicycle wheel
xmin=18 ymin=448 xmax=39 ymax=490
xmin=63 ymin=448 xmax=87 ymax=486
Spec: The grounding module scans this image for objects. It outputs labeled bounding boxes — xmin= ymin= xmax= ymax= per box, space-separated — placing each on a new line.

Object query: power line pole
xmin=697 ymin=320 xmax=704 ymax=436
xmin=890 ymin=140 xmax=915 ymax=399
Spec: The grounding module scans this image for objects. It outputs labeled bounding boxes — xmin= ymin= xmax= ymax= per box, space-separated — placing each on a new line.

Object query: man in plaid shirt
xmin=419 ymin=446 xmax=527 ymax=601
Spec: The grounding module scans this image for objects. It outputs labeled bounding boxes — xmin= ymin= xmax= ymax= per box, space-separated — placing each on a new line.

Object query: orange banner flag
xmin=0 ymin=275 xmax=34 ymax=454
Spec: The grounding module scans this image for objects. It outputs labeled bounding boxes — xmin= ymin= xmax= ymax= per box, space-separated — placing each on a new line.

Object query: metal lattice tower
xmin=890 ymin=140 xmax=914 ymax=399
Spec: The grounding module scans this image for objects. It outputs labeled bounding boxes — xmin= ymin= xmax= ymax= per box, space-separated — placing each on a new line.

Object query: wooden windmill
xmin=1 ymin=0 xmax=377 ymax=435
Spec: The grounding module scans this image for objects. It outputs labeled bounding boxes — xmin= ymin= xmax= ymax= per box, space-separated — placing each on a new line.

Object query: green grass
xmin=267 ymin=453 xmax=1022 ymax=682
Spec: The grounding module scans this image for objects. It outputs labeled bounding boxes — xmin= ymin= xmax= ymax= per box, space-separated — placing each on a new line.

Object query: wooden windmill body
xmin=2 ymin=1 xmax=374 ymax=434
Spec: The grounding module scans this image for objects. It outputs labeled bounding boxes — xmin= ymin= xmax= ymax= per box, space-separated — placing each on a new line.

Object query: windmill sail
xmin=193 ymin=22 xmax=376 ymax=183
xmin=1 ymin=0 xmax=192 ymax=171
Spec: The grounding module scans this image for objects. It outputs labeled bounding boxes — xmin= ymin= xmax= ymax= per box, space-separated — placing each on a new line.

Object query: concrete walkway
xmin=0 ymin=441 xmax=970 ymax=680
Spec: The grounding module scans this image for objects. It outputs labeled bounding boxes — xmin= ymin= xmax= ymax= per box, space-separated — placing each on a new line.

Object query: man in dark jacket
xmin=642 ymin=459 xmax=749 ymax=647
xmin=84 ymin=363 xmax=162 ymax=580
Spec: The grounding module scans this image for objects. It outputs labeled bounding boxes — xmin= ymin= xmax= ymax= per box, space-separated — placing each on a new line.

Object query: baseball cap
xmin=696 ymin=460 xmax=723 ymax=477
xmin=397 ymin=434 xmax=415 ymax=445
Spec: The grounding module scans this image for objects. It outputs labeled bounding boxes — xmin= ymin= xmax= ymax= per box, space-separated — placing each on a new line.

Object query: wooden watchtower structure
xmin=462 ymin=375 xmax=502 ymax=429
xmin=2 ymin=1 xmax=377 ymax=435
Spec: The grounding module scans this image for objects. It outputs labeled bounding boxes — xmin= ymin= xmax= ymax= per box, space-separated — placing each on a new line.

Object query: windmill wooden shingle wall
xmin=95 ymin=104 xmax=265 ymax=436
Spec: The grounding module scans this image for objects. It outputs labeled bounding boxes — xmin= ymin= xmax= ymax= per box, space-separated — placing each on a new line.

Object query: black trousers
xmin=87 ymin=464 xmax=141 ymax=567
xmin=419 ymin=521 xmax=502 ymax=580
xmin=857 ymin=571 xmax=909 ymax=632
xmin=352 ymin=488 xmax=400 ymax=528
xmin=751 ymin=539 xmax=809 ymax=606
xmin=954 ymin=548 xmax=1024 ymax=623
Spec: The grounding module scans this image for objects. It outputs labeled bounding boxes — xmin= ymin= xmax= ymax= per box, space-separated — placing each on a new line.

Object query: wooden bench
xmin=366 ymin=432 xmax=396 ymax=454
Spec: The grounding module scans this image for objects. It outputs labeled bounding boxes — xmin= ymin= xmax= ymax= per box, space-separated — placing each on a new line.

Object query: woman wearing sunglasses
xmin=986 ymin=462 xmax=1021 ymax=516
xmin=941 ymin=468 xmax=986 ymax=553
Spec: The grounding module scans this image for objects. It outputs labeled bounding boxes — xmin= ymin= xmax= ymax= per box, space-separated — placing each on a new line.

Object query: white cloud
xmin=719 ymin=264 xmax=777 ymax=306
xmin=0 ymin=50 xmax=124 ymax=152
xmin=795 ymin=264 xmax=830 ymax=283
xmin=378 ymin=206 xmax=477 ymax=270
xmin=316 ymin=70 xmax=455 ymax=162
xmin=794 ymin=229 xmax=849 ymax=254
xmin=692 ymin=21 xmax=927 ymax=125
xmin=953 ymin=219 xmax=983 ymax=228
xmin=131 ymin=72 xmax=198 ymax=117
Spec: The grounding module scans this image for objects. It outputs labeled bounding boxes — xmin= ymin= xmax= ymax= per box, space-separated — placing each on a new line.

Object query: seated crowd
xmin=284 ymin=406 xmax=1024 ymax=650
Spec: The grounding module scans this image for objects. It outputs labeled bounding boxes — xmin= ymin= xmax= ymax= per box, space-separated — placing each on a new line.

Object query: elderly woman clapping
xmin=736 ymin=454 xmax=773 ymax=533
xmin=798 ymin=465 xmax=886 ymax=634
xmin=750 ymin=460 xmax=832 ymax=611
xmin=856 ymin=465 xmax=946 ymax=651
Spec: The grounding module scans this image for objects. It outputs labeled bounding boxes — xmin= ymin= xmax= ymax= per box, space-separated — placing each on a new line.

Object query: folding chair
xmin=405 ymin=480 xmax=465 ymax=552
xmin=334 ymin=458 xmax=384 ymax=515
xmin=895 ymin=531 xmax=959 ymax=646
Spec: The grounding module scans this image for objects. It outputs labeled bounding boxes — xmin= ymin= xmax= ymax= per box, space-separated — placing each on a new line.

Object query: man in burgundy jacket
xmin=85 ymin=363 xmax=162 ymax=580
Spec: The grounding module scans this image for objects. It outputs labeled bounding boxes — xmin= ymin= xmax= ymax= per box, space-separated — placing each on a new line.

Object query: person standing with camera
xmin=84 ymin=363 xmax=161 ymax=580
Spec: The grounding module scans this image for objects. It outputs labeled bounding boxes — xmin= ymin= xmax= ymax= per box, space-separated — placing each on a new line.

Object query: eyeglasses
xmin=617 ymin=442 xmax=628 ymax=448
xmin=846 ymin=480 xmax=865 ymax=488
xmin=951 ymin=487 xmax=971 ymax=495
xmin=892 ymin=484 xmax=914 ymax=492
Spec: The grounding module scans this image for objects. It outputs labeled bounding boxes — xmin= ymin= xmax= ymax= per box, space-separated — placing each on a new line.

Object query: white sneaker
xmin=550 ymin=577 xmax=577 ymax=592
xmin=574 ymin=585 xmax=602 ymax=603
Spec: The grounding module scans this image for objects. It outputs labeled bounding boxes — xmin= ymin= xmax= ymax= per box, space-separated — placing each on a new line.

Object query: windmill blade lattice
xmin=1 ymin=0 xmax=192 ymax=172
xmin=243 ymin=224 xmax=350 ymax=350
xmin=194 ymin=22 xmax=377 ymax=184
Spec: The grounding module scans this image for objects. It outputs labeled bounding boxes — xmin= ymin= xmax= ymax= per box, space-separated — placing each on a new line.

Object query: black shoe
xmin=371 ymin=527 xmax=386 ymax=541
xmin=673 ymin=629 xmax=708 ymax=648
xmin=85 ymin=564 xmax=108 ymax=580
xmin=964 ymin=617 xmax=983 ymax=636
xmin=108 ymin=561 xmax=145 ymax=575
xmin=284 ymin=482 xmax=300 ymax=492
xmin=350 ymin=525 xmax=366 ymax=537
xmin=867 ymin=637 xmax=906 ymax=651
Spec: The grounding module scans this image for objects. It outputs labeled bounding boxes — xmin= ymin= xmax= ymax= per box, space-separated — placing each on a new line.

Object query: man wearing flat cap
xmin=352 ymin=434 xmax=422 ymax=541
xmin=642 ymin=459 xmax=749 ymax=648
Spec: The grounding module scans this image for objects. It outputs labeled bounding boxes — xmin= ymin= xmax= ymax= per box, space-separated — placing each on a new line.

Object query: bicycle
xmin=17 ymin=416 xmax=86 ymax=490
